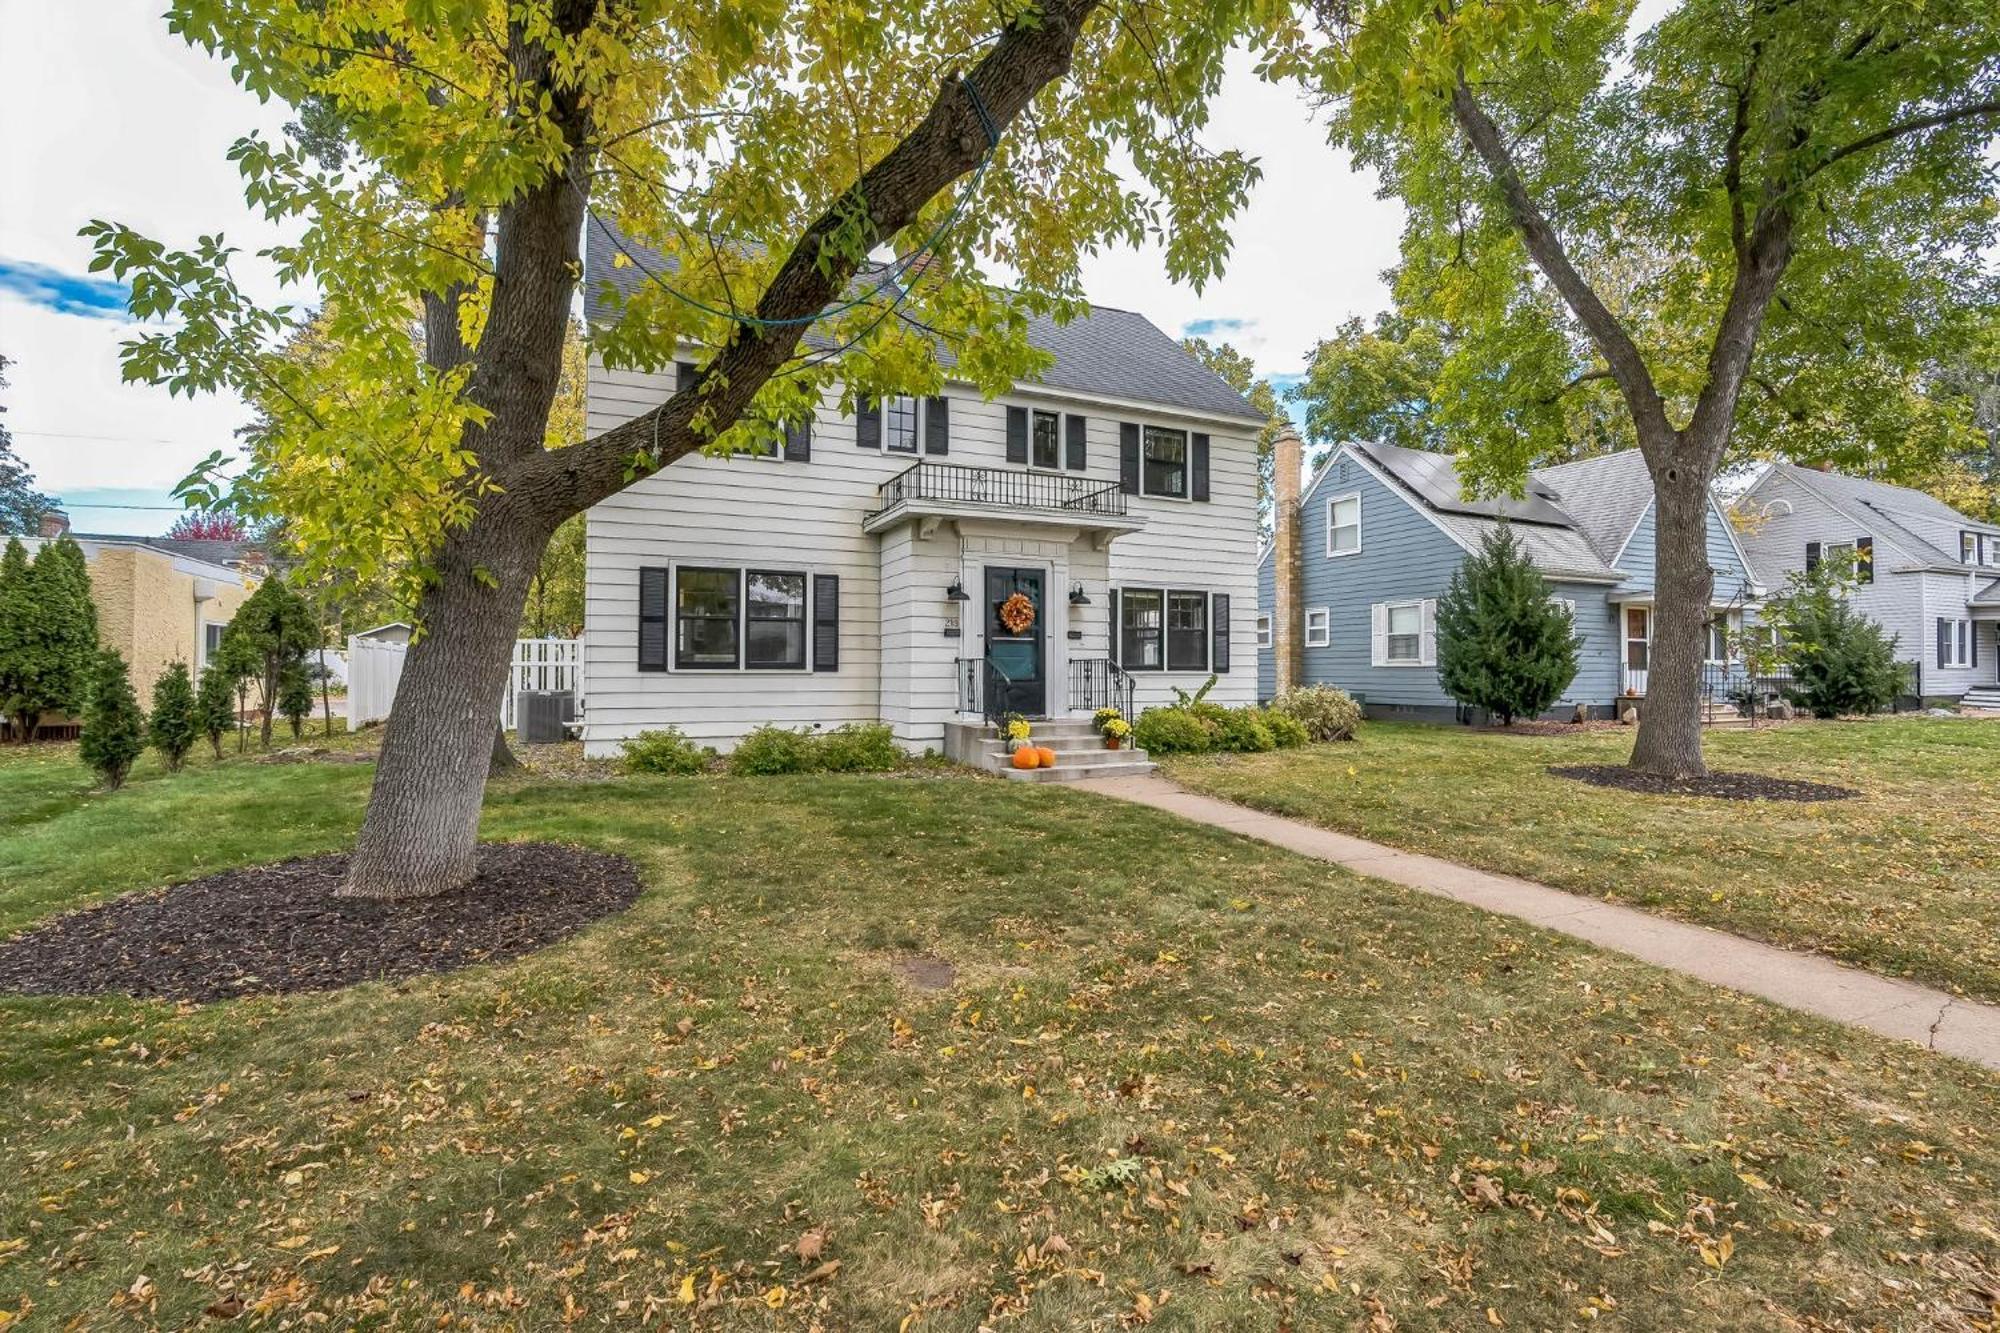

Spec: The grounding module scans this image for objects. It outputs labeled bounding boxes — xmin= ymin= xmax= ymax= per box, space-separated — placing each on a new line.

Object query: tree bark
xmin=337 ymin=0 xmax=1104 ymax=899
xmin=490 ymin=723 xmax=521 ymax=774
xmin=1627 ymin=446 xmax=1716 ymax=777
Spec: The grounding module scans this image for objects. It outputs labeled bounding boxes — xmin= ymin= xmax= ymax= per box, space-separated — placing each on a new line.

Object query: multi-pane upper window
xmin=1142 ymin=426 xmax=1188 ymax=498
xmin=1385 ymin=602 xmax=1423 ymax=663
xmin=1032 ymin=410 xmax=1061 ymax=470
xmin=883 ymin=396 xmax=920 ymax=452
xmin=1121 ymin=590 xmax=1163 ymax=669
xmin=744 ymin=571 xmax=807 ymax=670
xmin=675 ymin=567 xmax=741 ymax=669
xmin=1166 ymin=591 xmax=1209 ymax=671
xmin=1327 ymin=494 xmax=1361 ymax=555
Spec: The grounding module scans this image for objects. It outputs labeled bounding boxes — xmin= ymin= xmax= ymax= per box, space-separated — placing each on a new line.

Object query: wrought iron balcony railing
xmin=869 ymin=462 xmax=1128 ymax=524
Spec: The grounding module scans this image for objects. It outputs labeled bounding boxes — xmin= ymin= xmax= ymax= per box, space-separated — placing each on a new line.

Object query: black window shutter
xmin=1065 ymin=414 xmax=1087 ymax=471
xmin=1107 ymin=588 xmax=1120 ymax=665
xmin=1938 ymin=618 xmax=1950 ymax=670
xmin=1211 ymin=593 xmax=1231 ymax=672
xmin=813 ymin=574 xmax=840 ymax=672
xmin=855 ymin=398 xmax=880 ymax=449
xmin=1191 ymin=433 xmax=1211 ymax=501
xmin=783 ymin=418 xmax=812 ymax=463
xmin=1005 ymin=406 xmax=1028 ymax=464
xmin=675 ymin=359 xmax=698 ymax=392
xmin=1855 ymin=535 xmax=1873 ymax=584
xmin=638 ymin=567 xmax=669 ymax=671
xmin=1119 ymin=423 xmax=1140 ymax=495
xmin=1805 ymin=541 xmax=1821 ymax=573
xmin=925 ymin=396 xmax=950 ymax=455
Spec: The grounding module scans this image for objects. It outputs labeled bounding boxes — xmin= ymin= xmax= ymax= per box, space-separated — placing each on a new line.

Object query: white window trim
xmin=1117 ymin=585 xmax=1214 ymax=672
xmin=1325 ymin=492 xmax=1362 ymax=558
xmin=1703 ymin=610 xmax=1740 ymax=664
xmin=1304 ymin=607 xmax=1330 ymax=648
xmin=1372 ymin=598 xmax=1435 ymax=667
xmin=1028 ymin=407 xmax=1063 ymax=472
xmin=882 ymin=394 xmax=921 ymax=454
xmin=1255 ymin=613 xmax=1273 ymax=649
xmin=1942 ymin=617 xmax=1973 ymax=669
xmin=668 ymin=562 xmax=815 ymax=674
xmin=1139 ymin=424 xmax=1192 ymax=502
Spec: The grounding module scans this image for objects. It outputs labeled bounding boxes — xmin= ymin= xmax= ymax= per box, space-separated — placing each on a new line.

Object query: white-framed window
xmin=1940 ymin=617 xmax=1973 ymax=669
xmin=1964 ymin=532 xmax=1979 ymax=565
xmin=1326 ymin=493 xmax=1361 ymax=556
xmin=1372 ymin=599 xmax=1435 ymax=666
xmin=1031 ymin=409 xmax=1061 ymax=470
xmin=1304 ymin=606 xmax=1330 ymax=648
xmin=1705 ymin=611 xmax=1739 ymax=663
xmin=1141 ymin=425 xmax=1188 ymax=499
xmin=1255 ymin=614 xmax=1273 ymax=649
xmin=883 ymin=395 xmax=920 ymax=453
xmin=201 ymin=621 xmax=225 ymax=669
xmin=1120 ymin=587 xmax=1211 ymax=671
xmin=674 ymin=566 xmax=809 ymax=671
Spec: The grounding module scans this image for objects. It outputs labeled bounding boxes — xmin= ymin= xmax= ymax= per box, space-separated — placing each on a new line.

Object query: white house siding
xmin=581 ymin=359 xmax=1259 ymax=755
xmin=1918 ymin=570 xmax=1993 ymax=699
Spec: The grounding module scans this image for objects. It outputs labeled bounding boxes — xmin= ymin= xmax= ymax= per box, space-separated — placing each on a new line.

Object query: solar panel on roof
xmin=1358 ymin=441 xmax=1576 ymax=527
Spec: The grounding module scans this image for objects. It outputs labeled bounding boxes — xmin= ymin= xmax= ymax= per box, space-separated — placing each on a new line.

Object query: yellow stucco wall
xmin=83 ymin=546 xmax=252 ymax=698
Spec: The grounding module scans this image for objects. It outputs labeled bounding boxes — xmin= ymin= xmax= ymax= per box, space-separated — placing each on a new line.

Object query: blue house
xmin=1257 ymin=441 xmax=1762 ymax=721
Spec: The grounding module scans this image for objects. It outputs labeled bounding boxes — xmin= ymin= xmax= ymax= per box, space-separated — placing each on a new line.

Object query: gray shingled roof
xmin=582 ymin=217 xmax=1264 ymax=423
xmin=1973 ymin=578 xmax=2000 ymax=607
xmin=72 ymin=532 xmax=255 ymax=568
xmin=1768 ymin=463 xmax=1990 ymax=569
xmin=1531 ymin=450 xmax=1654 ymax=565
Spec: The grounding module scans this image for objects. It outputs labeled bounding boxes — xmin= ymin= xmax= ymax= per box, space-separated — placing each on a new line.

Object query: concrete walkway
xmin=1072 ymin=773 xmax=2000 ymax=1072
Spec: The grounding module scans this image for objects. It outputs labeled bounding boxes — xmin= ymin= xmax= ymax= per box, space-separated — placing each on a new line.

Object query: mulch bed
xmin=0 ymin=843 xmax=643 ymax=1003
xmin=1548 ymin=764 xmax=1857 ymax=803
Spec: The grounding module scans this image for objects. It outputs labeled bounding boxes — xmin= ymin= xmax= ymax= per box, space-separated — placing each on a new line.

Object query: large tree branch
xmin=1799 ymin=99 xmax=2000 ymax=186
xmin=518 ymin=0 xmax=1102 ymax=514
xmin=1448 ymin=77 xmax=1676 ymax=450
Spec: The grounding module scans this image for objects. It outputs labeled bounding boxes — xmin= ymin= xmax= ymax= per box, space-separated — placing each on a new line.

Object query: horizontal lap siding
xmin=1550 ymin=581 xmax=1620 ymax=708
xmin=1106 ymin=416 xmax=1260 ymax=710
xmin=1919 ymin=572 xmax=1990 ymax=697
xmin=1255 ymin=550 xmax=1275 ymax=702
xmin=1298 ymin=457 xmax=1458 ymax=708
xmin=584 ymin=358 xmax=1264 ymax=750
xmin=1615 ymin=502 xmax=1757 ymax=602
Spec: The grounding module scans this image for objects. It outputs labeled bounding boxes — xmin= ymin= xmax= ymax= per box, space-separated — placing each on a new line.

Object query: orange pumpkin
xmin=1035 ymin=746 xmax=1057 ymax=768
xmin=1011 ymin=747 xmax=1041 ymax=770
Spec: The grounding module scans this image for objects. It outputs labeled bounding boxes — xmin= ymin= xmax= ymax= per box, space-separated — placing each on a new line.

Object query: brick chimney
xmin=38 ymin=509 xmax=70 ymax=538
xmin=1271 ymin=426 xmax=1305 ymax=694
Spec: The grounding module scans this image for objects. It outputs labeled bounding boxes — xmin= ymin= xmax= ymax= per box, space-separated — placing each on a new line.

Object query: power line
xmin=12 ymin=429 xmax=219 ymax=446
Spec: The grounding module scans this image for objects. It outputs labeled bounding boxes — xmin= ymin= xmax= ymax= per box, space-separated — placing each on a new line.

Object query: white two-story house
xmin=1736 ymin=462 xmax=2000 ymax=707
xmin=577 ymin=229 xmax=1267 ymax=757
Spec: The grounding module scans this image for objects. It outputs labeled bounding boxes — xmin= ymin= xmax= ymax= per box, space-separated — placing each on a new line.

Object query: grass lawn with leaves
xmin=1165 ymin=717 xmax=2000 ymax=1004
xmin=2 ymin=737 xmax=1998 ymax=1329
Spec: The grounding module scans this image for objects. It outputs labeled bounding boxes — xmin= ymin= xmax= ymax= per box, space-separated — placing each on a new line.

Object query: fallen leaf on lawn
xmin=764 ymin=1284 xmax=787 ymax=1309
xmin=677 ymin=1274 xmax=696 ymax=1305
xmin=803 ymin=1260 xmax=842 ymax=1284
xmin=795 ymin=1227 xmax=826 ymax=1264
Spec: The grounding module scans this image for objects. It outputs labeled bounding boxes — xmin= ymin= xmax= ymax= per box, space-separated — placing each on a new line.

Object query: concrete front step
xmin=1000 ymin=756 xmax=1156 ymax=782
xmin=1963 ymin=690 xmax=2000 ymax=710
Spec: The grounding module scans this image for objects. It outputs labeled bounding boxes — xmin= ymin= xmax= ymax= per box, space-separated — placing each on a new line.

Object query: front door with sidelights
xmin=985 ymin=566 xmax=1046 ymax=716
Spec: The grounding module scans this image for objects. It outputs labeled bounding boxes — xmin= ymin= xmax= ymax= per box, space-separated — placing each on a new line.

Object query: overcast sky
xmin=0 ymin=3 xmax=1403 ymax=536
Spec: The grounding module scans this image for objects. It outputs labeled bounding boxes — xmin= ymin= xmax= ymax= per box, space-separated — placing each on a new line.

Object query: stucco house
xmin=24 ymin=514 xmax=255 ymax=700
xmin=576 ymin=227 xmax=1267 ymax=766
xmin=1258 ymin=438 xmax=1763 ymax=721
xmin=1734 ymin=464 xmax=2000 ymax=708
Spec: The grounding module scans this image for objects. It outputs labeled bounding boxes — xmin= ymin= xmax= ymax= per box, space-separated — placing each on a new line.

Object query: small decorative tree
xmin=1761 ymin=556 xmax=1907 ymax=718
xmin=195 ymin=661 xmax=236 ymax=760
xmin=0 ymin=538 xmax=30 ymax=740
xmin=221 ymin=577 xmax=316 ymax=747
xmin=277 ymin=657 xmax=315 ymax=740
xmin=80 ymin=649 xmax=145 ymax=790
xmin=1436 ymin=527 xmax=1581 ymax=725
xmin=148 ymin=660 xmax=199 ymax=771
xmin=0 ymin=535 xmax=98 ymax=741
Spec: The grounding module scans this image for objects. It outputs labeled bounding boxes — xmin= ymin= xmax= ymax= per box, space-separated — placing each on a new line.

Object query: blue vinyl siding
xmin=1264 ymin=448 xmax=1626 ymax=716
xmin=1613 ymin=502 xmax=1757 ymax=603
xmin=1255 ymin=551 xmax=1276 ymax=701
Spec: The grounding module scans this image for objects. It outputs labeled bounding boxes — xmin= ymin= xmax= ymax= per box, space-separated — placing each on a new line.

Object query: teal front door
xmin=984 ymin=566 xmax=1046 ymax=716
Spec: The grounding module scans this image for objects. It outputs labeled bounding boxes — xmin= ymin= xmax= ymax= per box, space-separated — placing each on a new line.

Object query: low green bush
xmin=1132 ymin=706 xmax=1215 ymax=755
xmin=1213 ymin=706 xmax=1276 ymax=753
xmin=1263 ymin=709 xmax=1310 ymax=749
xmin=817 ymin=722 xmax=901 ymax=772
xmin=728 ymin=724 xmax=821 ymax=775
xmin=1270 ymin=684 xmax=1363 ymax=742
xmin=621 ymin=727 xmax=710 ymax=776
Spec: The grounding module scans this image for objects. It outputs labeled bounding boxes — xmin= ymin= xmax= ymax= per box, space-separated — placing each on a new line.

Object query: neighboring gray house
xmin=578 ymin=225 xmax=1268 ymax=760
xmin=1735 ymin=463 xmax=2000 ymax=706
xmin=1258 ymin=441 xmax=1763 ymax=721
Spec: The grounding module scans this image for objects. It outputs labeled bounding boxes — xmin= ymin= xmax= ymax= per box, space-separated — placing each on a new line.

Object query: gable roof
xmin=1530 ymin=450 xmax=1654 ymax=565
xmin=1973 ymin=577 xmax=2000 ymax=607
xmin=1759 ymin=463 xmax=1996 ymax=569
xmin=1338 ymin=442 xmax=1624 ymax=583
xmin=71 ymin=531 xmax=257 ymax=569
xmin=582 ymin=219 xmax=1265 ymax=423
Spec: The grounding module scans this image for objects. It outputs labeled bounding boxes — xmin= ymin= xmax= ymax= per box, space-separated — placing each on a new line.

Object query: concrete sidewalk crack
xmin=1929 ymin=998 xmax=1955 ymax=1050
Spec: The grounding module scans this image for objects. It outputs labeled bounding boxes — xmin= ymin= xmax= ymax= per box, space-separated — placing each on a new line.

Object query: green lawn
xmin=2 ymin=740 xmax=1998 ymax=1329
xmin=1164 ymin=717 xmax=2000 ymax=1003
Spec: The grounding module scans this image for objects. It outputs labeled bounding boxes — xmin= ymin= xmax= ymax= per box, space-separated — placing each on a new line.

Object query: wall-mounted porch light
xmin=945 ymin=579 xmax=970 ymax=602
xmin=1068 ymin=584 xmax=1091 ymax=606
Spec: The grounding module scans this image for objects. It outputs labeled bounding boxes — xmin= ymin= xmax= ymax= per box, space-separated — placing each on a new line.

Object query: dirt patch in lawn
xmin=0 ymin=843 xmax=642 ymax=1002
xmin=890 ymin=954 xmax=958 ymax=991
xmin=1549 ymin=763 xmax=1857 ymax=803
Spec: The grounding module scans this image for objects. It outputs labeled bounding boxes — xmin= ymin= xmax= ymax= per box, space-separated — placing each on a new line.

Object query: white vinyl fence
xmin=347 ymin=636 xmax=581 ymax=732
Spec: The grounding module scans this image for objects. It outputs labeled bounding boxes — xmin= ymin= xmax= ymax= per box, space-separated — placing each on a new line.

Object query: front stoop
xmin=942 ymin=718 xmax=1155 ymax=783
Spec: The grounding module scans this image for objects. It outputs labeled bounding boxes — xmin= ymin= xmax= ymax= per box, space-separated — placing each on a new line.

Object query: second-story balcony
xmin=863 ymin=461 xmax=1145 ymax=541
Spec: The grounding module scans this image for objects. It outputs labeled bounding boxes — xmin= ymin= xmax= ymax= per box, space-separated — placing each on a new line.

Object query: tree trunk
xmin=338 ymin=514 xmax=545 ymax=899
xmin=490 ymin=724 xmax=521 ymax=775
xmin=1628 ymin=449 xmax=1717 ymax=778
